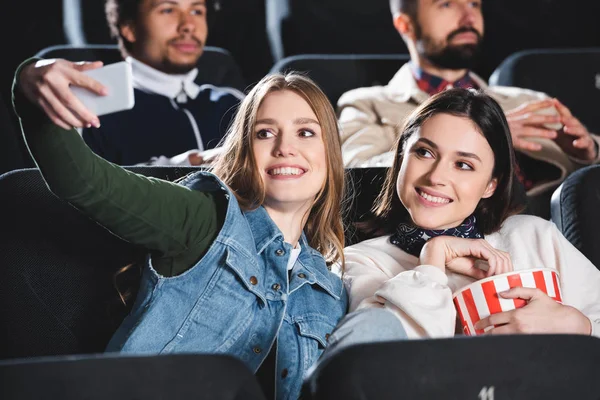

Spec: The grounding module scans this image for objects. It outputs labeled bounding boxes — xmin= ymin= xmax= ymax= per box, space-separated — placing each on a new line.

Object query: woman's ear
xmin=481 ymin=178 xmax=498 ymax=199
xmin=393 ymin=13 xmax=416 ymax=41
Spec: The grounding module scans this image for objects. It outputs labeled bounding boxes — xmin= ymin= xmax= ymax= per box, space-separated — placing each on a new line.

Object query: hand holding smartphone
xmin=70 ymin=61 xmax=135 ymax=117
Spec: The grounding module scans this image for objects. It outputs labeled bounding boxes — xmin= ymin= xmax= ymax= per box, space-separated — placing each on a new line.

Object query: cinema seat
xmin=270 ymin=54 xmax=409 ymax=106
xmin=0 ymin=167 xmax=199 ymax=360
xmin=490 ymin=48 xmax=600 ymax=134
xmin=551 ymin=165 xmax=600 ymax=269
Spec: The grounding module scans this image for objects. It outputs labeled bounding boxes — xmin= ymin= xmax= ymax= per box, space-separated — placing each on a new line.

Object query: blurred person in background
xmin=46 ymin=0 xmax=243 ymax=166
xmin=338 ymin=0 xmax=599 ymax=202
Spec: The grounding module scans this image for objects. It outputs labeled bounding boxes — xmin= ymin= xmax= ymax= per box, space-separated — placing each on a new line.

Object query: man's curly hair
xmin=105 ymin=0 xmax=141 ymax=56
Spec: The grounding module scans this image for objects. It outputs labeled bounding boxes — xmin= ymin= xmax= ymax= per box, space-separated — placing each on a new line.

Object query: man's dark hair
xmin=105 ymin=0 xmax=141 ymax=56
xmin=389 ymin=0 xmax=418 ymax=20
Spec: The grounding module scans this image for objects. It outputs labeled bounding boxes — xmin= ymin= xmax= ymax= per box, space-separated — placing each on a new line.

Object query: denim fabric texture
xmin=106 ymin=171 xmax=348 ymax=400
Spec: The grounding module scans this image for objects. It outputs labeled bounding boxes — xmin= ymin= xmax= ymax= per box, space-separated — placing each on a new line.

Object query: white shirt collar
xmin=286 ymin=244 xmax=302 ymax=271
xmin=127 ymin=56 xmax=201 ymax=102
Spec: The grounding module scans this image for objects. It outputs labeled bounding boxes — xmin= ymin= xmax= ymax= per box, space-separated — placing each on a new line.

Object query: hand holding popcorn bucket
xmin=453 ymin=268 xmax=562 ymax=336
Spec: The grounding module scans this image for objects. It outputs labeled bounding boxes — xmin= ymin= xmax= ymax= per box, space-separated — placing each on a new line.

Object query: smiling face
xmin=252 ymin=90 xmax=328 ymax=212
xmin=121 ymin=0 xmax=208 ymax=74
xmin=396 ymin=113 xmax=498 ymax=230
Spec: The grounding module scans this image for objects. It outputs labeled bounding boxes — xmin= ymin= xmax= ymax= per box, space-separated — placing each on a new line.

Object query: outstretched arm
xmin=13 ymin=58 xmax=221 ymax=259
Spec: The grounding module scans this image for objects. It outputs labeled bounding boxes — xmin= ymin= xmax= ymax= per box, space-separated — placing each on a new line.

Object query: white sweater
xmin=344 ymin=215 xmax=600 ymax=338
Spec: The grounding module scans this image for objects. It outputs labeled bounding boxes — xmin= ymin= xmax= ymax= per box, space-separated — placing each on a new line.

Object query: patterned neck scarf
xmin=390 ymin=214 xmax=482 ymax=257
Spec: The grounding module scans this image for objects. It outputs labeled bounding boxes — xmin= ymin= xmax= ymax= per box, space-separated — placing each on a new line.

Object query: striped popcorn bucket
xmin=453 ymin=268 xmax=562 ymax=336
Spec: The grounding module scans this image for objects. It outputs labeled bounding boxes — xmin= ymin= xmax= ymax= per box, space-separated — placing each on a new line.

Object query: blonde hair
xmin=212 ymin=73 xmax=346 ymax=266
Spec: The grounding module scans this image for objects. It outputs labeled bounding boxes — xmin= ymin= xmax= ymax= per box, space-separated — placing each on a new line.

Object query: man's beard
xmin=159 ymin=36 xmax=204 ymax=74
xmin=416 ymin=26 xmax=483 ymax=70
xmin=160 ymin=59 xmax=199 ymax=75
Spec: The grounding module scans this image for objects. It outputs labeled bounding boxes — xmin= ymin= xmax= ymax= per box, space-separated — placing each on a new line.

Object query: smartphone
xmin=71 ymin=61 xmax=135 ymax=117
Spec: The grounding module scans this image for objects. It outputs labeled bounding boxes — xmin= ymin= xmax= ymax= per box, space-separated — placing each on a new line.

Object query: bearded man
xmin=338 ymin=0 xmax=599 ymax=201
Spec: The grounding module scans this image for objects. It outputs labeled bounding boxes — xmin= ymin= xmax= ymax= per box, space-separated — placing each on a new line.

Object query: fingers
xmin=513 ymin=138 xmax=543 ymax=152
xmin=38 ymin=97 xmax=72 ymax=130
xmin=460 ymin=262 xmax=488 ymax=280
xmin=484 ymin=325 xmax=515 ymax=335
xmin=62 ymin=62 xmax=106 ymax=127
xmin=474 ymin=310 xmax=513 ymax=331
xmin=561 ymin=116 xmax=588 ymax=138
xmin=572 ymin=136 xmax=594 ymax=150
xmin=38 ymin=85 xmax=85 ymax=128
xmin=498 ymin=287 xmax=541 ymax=301
xmin=506 ymin=99 xmax=554 ymax=116
xmin=567 ymin=133 xmax=594 ymax=150
xmin=20 ymin=59 xmax=105 ymax=129
xmin=553 ymin=112 xmax=595 ymax=158
xmin=73 ymin=60 xmax=104 ymax=72
xmin=49 ymin=83 xmax=100 ymax=128
xmin=67 ymin=64 xmax=108 ymax=96
xmin=552 ymin=98 xmax=573 ymax=118
xmin=506 ymin=112 xmax=561 ymax=127
xmin=444 ymin=238 xmax=513 ymax=278
xmin=474 ymin=240 xmax=512 ymax=277
xmin=516 ymin=126 xmax=557 ymax=140
xmin=506 ymin=115 xmax=558 ymax=153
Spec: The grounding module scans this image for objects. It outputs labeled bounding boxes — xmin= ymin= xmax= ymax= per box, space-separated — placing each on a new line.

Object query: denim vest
xmin=106 ymin=172 xmax=348 ymax=400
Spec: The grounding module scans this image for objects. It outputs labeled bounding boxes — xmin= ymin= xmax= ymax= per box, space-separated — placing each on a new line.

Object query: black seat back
xmin=270 ymin=54 xmax=409 ymax=106
xmin=267 ymin=0 xmax=406 ymax=60
xmin=490 ymin=48 xmax=600 ymax=134
xmin=344 ymin=167 xmax=388 ymax=246
xmin=0 ymin=93 xmax=27 ymax=175
xmin=304 ymin=335 xmax=600 ymax=400
xmin=0 ymin=353 xmax=266 ymax=400
xmin=0 ymin=167 xmax=199 ymax=360
xmin=551 ymin=165 xmax=600 ymax=269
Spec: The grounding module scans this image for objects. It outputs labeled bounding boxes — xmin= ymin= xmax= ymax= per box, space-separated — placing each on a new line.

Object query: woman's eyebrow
xmin=255 ymin=118 xmax=276 ymax=125
xmin=294 ymin=118 xmax=320 ymax=125
xmin=456 ymin=151 xmax=482 ymax=162
xmin=255 ymin=118 xmax=320 ymax=125
xmin=415 ymin=137 xmax=438 ymax=149
xmin=415 ymin=138 xmax=482 ymax=162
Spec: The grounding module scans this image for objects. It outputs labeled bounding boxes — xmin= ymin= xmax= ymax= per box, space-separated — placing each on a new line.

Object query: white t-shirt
xmin=287 ymin=245 xmax=302 ymax=271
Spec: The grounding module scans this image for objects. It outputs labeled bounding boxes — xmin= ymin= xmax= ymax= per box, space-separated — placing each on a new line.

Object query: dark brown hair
xmin=105 ymin=0 xmax=141 ymax=56
xmin=363 ymin=88 xmax=524 ymax=236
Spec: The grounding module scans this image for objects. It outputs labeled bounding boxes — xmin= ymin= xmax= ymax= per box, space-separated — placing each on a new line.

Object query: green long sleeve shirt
xmin=13 ymin=60 xmax=225 ymax=277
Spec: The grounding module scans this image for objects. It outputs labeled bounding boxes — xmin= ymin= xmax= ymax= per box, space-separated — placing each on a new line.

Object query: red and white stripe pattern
xmin=454 ymin=269 xmax=562 ymax=336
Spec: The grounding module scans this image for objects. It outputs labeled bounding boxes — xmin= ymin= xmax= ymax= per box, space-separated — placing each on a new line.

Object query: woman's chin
xmin=409 ymin=214 xmax=462 ymax=231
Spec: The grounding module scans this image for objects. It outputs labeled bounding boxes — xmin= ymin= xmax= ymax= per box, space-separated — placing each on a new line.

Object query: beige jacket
xmin=338 ymin=63 xmax=600 ymax=196
xmin=343 ymin=215 xmax=600 ymax=339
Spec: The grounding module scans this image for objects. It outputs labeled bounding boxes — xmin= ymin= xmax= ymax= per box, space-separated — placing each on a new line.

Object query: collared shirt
xmin=410 ymin=62 xmax=480 ymax=96
xmin=127 ymin=56 xmax=201 ymax=103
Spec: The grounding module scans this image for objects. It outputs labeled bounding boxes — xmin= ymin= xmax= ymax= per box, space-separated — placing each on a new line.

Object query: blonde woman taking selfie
xmin=14 ymin=59 xmax=348 ymax=400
